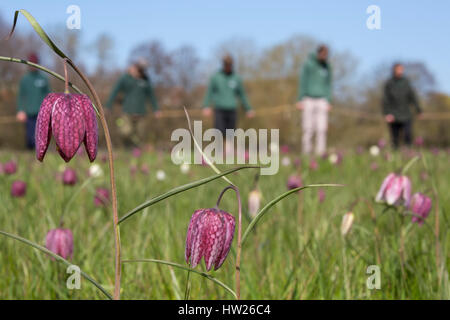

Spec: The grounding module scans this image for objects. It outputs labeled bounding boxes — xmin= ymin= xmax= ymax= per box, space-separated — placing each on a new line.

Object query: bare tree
xmin=129 ymin=40 xmax=173 ymax=87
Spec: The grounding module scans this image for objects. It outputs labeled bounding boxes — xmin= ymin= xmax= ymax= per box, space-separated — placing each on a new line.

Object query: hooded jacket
xmin=298 ymin=53 xmax=332 ymax=102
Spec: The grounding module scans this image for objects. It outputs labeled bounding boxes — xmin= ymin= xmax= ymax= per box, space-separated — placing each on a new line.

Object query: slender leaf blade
xmin=123 ymin=259 xmax=237 ymax=299
xmin=119 ymin=165 xmax=258 ymax=224
xmin=241 ymin=184 xmax=344 ymax=246
xmin=0 ymin=230 xmax=113 ymax=299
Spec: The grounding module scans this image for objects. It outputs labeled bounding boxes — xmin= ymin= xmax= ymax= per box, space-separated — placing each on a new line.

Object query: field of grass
xmin=0 ymin=147 xmax=449 ymax=299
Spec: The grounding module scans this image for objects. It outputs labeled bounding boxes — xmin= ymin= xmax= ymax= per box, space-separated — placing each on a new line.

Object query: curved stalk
xmin=5 ymin=9 xmax=121 ymax=299
xmin=67 ymin=60 xmax=121 ymax=300
xmin=0 ymin=54 xmax=120 ymax=298
xmin=216 ymin=185 xmax=242 ymax=300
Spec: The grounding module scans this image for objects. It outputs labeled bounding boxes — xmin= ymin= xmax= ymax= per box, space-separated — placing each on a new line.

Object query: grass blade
xmin=123 ymin=259 xmax=237 ymax=299
xmin=0 ymin=230 xmax=113 ymax=300
xmin=8 ymin=10 xmax=67 ymax=59
xmin=183 ymin=107 xmax=234 ymax=185
xmin=119 ymin=165 xmax=258 ymax=224
xmin=241 ymin=184 xmax=344 ymax=246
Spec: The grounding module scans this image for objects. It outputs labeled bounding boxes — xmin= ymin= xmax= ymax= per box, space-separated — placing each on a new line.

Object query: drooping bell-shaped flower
xmin=62 ymin=168 xmax=77 ymax=186
xmin=410 ymin=193 xmax=432 ymax=226
xmin=4 ymin=160 xmax=17 ymax=175
xmin=287 ymin=175 xmax=302 ymax=190
xmin=88 ymin=164 xmax=103 ymax=178
xmin=375 ymin=173 xmax=411 ymax=206
xmin=11 ymin=180 xmax=26 ymax=197
xmin=318 ymin=189 xmax=326 ymax=203
xmin=94 ymin=187 xmax=110 ymax=207
xmin=36 ymin=93 xmax=98 ymax=163
xmin=185 ymin=208 xmax=235 ymax=271
xmin=341 ymin=212 xmax=354 ymax=236
xmin=309 ymin=159 xmax=318 ymax=171
xmin=45 ymin=228 xmax=73 ymax=260
xmin=248 ymin=189 xmax=261 ymax=218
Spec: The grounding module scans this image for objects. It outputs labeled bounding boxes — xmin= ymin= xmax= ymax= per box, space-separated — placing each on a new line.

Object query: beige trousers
xmin=301 ymin=97 xmax=329 ymax=156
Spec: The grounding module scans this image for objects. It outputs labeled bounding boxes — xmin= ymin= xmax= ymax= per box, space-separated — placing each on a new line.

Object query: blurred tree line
xmin=0 ymin=12 xmax=448 ymax=150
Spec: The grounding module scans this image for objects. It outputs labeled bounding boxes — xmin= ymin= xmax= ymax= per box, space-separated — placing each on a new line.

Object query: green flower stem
xmin=216 ymin=185 xmax=243 ymax=300
xmin=123 ymin=259 xmax=237 ymax=299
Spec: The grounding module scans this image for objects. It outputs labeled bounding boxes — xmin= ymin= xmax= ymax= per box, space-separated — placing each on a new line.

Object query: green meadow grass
xmin=0 ymin=149 xmax=448 ymax=299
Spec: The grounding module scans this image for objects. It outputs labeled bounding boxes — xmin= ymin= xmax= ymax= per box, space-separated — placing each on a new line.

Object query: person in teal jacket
xmin=296 ymin=45 xmax=332 ymax=156
xmin=203 ymin=54 xmax=255 ymax=141
xmin=106 ymin=61 xmax=161 ymax=146
xmin=16 ymin=52 xmax=51 ymax=149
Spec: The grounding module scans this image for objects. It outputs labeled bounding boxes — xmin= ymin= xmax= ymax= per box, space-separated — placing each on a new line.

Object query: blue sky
xmin=1 ymin=1 xmax=449 ymax=93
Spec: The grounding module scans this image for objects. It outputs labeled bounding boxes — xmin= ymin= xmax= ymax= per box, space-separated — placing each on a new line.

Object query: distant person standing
xmin=16 ymin=52 xmax=51 ymax=149
xmin=203 ymin=54 xmax=255 ymax=151
xmin=296 ymin=45 xmax=332 ymax=156
xmin=106 ymin=60 xmax=161 ymax=147
xmin=382 ymin=63 xmax=422 ymax=149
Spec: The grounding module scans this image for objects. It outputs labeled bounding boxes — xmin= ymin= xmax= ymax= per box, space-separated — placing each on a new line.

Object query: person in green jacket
xmin=16 ymin=52 xmax=51 ymax=149
xmin=106 ymin=60 xmax=161 ymax=147
xmin=382 ymin=63 xmax=422 ymax=149
xmin=203 ymin=54 xmax=255 ymax=144
xmin=296 ymin=45 xmax=332 ymax=156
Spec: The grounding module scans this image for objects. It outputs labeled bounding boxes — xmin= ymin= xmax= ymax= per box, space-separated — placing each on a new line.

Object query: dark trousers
xmin=25 ymin=115 xmax=38 ymax=150
xmin=389 ymin=121 xmax=412 ymax=149
xmin=214 ymin=109 xmax=237 ymax=137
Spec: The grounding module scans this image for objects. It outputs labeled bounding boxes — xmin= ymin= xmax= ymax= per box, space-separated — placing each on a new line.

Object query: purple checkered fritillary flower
xmin=36 ymin=93 xmax=98 ymax=162
xmin=410 ymin=193 xmax=432 ymax=226
xmin=376 ymin=173 xmax=411 ymax=207
xmin=185 ymin=208 xmax=236 ymax=271
xmin=45 ymin=228 xmax=74 ymax=260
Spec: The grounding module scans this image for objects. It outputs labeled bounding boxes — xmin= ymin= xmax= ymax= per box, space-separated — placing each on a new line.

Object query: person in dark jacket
xmin=16 ymin=52 xmax=51 ymax=149
xmin=382 ymin=63 xmax=422 ymax=149
xmin=106 ymin=60 xmax=161 ymax=147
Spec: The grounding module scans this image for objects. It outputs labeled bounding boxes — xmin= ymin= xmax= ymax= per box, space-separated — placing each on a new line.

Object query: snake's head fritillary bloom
xmin=36 ymin=93 xmax=98 ymax=163
xmin=287 ymin=175 xmax=302 ymax=190
xmin=376 ymin=173 xmax=411 ymax=206
xmin=378 ymin=139 xmax=387 ymax=149
xmin=94 ymin=187 xmax=110 ymax=207
xmin=132 ymin=147 xmax=142 ymax=158
xmin=4 ymin=160 xmax=17 ymax=175
xmin=62 ymin=168 xmax=77 ymax=186
xmin=281 ymin=156 xmax=291 ymax=167
xmin=370 ymin=145 xmax=380 ymax=157
xmin=180 ymin=163 xmax=190 ymax=174
xmin=341 ymin=212 xmax=355 ymax=236
xmin=318 ymin=189 xmax=326 ymax=203
xmin=410 ymin=193 xmax=432 ymax=226
xmin=414 ymin=136 xmax=424 ymax=147
xmin=309 ymin=159 xmax=318 ymax=171
xmin=140 ymin=163 xmax=150 ymax=175
xmin=45 ymin=228 xmax=73 ymax=260
xmin=280 ymin=144 xmax=290 ymax=154
xmin=370 ymin=162 xmax=379 ymax=171
xmin=156 ymin=169 xmax=166 ymax=181
xmin=248 ymin=189 xmax=262 ymax=218
xmin=88 ymin=164 xmax=103 ymax=178
xmin=11 ymin=180 xmax=26 ymax=197
xmin=185 ymin=208 xmax=236 ymax=271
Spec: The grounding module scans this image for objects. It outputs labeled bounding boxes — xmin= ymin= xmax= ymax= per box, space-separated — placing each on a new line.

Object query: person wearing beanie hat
xmin=16 ymin=52 xmax=51 ymax=149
